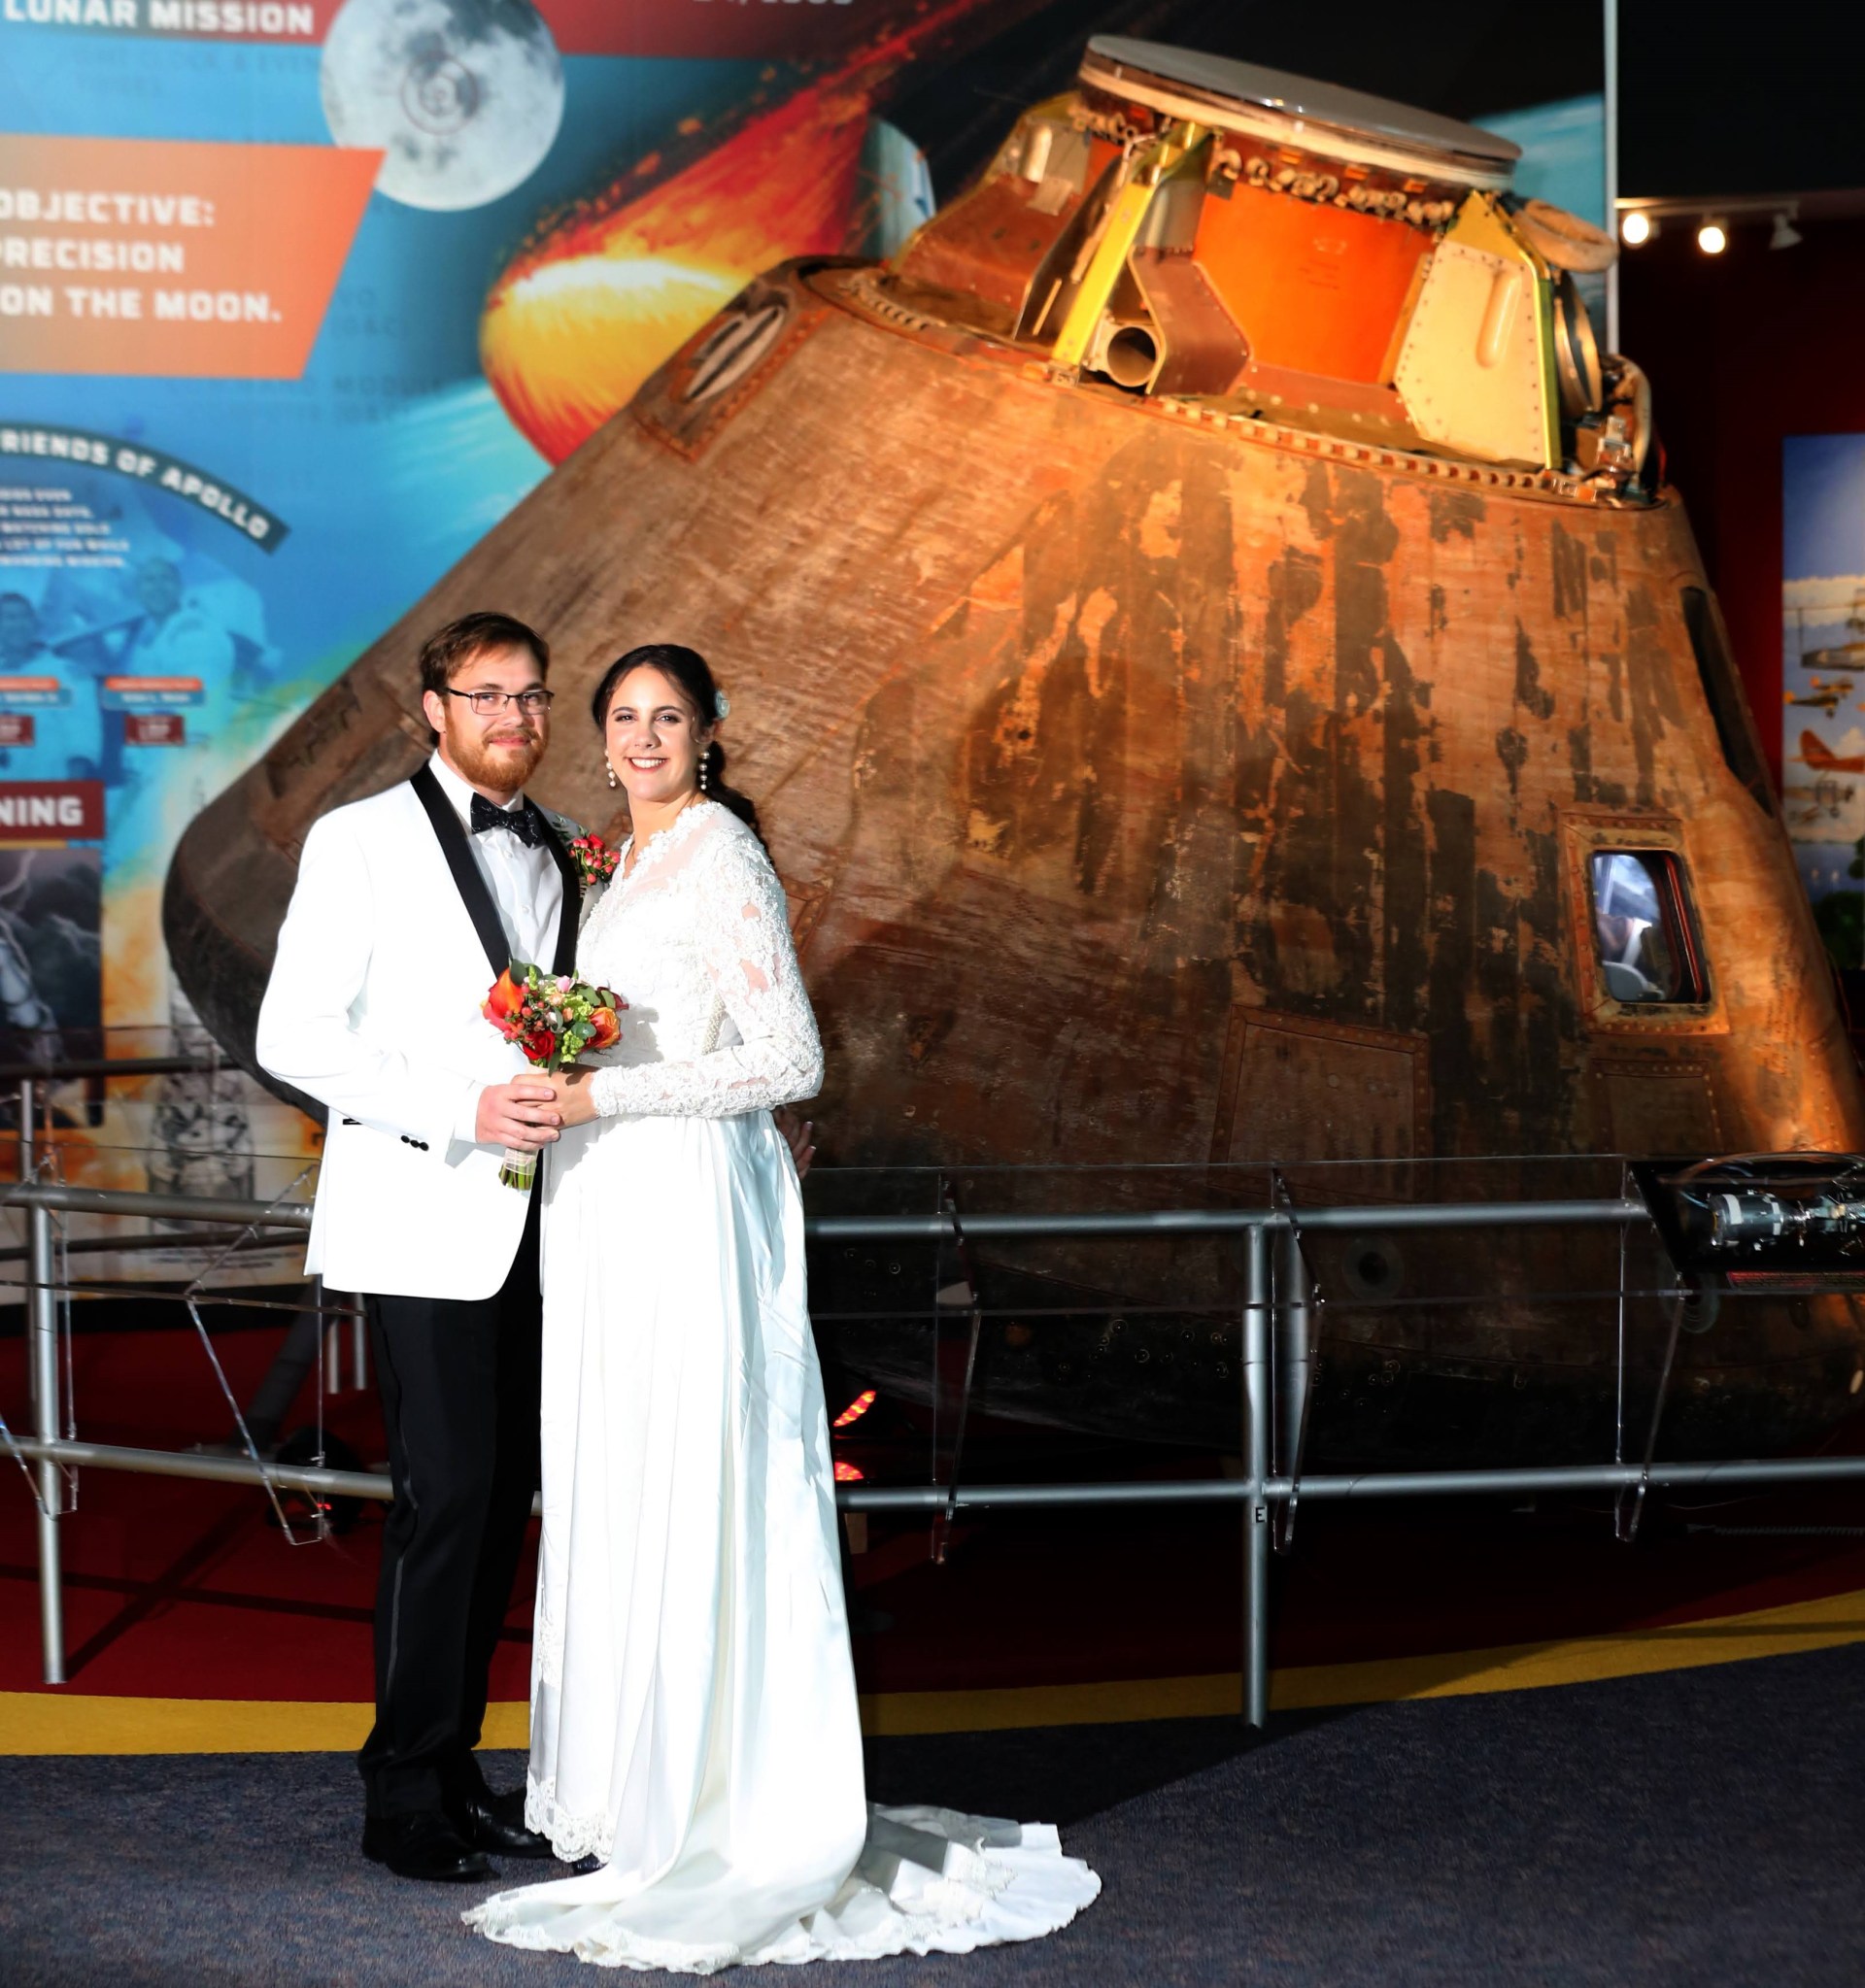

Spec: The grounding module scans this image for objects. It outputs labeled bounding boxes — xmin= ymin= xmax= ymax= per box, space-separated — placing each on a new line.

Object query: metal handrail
xmin=6 ymin=1434 xmax=392 ymax=1504
xmin=805 ymin=1197 xmax=1646 ymax=1239
xmin=4 ymin=1183 xmax=314 ymax=1229
xmin=0 ymin=1055 xmax=224 ymax=1083
xmin=9 ymin=1435 xmax=1865 ymax=1509
xmin=0 ymin=1178 xmax=1646 ymax=1242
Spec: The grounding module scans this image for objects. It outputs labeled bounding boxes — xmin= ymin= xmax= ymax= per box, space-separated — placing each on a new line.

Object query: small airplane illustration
xmin=1801 ymin=642 xmax=1865 ymax=673
xmin=1792 ymin=597 xmax=1865 ymax=670
xmin=1784 ymin=676 xmax=1858 ymax=713
xmin=1785 ymin=775 xmax=1858 ymax=826
xmin=1798 ymin=730 xmax=1865 ymax=776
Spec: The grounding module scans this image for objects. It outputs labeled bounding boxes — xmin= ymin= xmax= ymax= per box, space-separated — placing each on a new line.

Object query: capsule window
xmin=1589 ymin=851 xmax=1710 ymax=1004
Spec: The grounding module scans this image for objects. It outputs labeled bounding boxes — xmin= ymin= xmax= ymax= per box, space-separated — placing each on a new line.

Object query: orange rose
xmin=587 ymin=1005 xmax=621 ymax=1053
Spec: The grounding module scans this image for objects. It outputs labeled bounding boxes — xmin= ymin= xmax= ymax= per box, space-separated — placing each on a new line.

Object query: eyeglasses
xmin=440 ymin=688 xmax=556 ymax=716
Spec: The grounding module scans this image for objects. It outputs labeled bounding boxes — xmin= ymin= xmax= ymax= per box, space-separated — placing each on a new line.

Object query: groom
xmin=257 ymin=611 xmax=582 ymax=1881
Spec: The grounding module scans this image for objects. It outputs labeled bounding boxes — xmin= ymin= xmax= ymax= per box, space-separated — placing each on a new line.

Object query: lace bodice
xmin=577 ymin=800 xmax=823 ymax=1120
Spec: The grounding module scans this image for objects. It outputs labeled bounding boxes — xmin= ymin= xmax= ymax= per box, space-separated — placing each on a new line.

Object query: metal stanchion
xmin=318 ymin=1274 xmax=341 ymax=1395
xmin=1241 ymin=1222 xmax=1272 ymax=1729
xmin=20 ymin=1077 xmax=66 ymax=1684
xmin=1273 ymin=1220 xmax=1313 ymax=1552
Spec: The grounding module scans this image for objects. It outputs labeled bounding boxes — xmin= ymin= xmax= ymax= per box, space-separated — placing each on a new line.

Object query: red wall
xmin=1620 ymin=214 xmax=1865 ymax=794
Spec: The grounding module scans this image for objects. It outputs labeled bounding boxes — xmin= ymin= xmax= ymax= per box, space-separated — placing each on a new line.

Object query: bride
xmin=464 ymin=644 xmax=1099 ymax=1970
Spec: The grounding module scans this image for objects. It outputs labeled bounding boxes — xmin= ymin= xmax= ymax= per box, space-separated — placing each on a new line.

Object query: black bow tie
xmin=470 ymin=793 xmax=543 ymax=847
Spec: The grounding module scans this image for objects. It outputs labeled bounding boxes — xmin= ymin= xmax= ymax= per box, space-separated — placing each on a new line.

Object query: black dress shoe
xmin=475 ymin=1782 xmax=529 ymax=1830
xmin=361 ymin=1811 xmax=494 ymax=1883
xmin=451 ymin=1787 xmax=557 ymax=1859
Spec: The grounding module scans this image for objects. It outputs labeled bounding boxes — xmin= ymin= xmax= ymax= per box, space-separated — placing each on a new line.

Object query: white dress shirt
xmin=427 ymin=752 xmax=563 ymax=1141
xmin=426 ymin=751 xmax=562 ymax=965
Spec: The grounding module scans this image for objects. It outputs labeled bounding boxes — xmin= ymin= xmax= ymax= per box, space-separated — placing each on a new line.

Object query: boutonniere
xmin=567 ymin=831 xmax=620 ymax=894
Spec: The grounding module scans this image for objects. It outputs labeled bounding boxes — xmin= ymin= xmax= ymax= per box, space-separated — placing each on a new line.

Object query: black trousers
xmin=357 ymin=1189 xmax=542 ymax=1818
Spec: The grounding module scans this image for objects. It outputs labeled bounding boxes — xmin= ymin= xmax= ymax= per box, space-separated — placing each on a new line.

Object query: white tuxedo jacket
xmin=256 ymin=774 xmax=578 ymax=1301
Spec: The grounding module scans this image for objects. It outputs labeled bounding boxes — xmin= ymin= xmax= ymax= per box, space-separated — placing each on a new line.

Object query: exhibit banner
xmin=0 ymin=0 xmax=948 ymax=1259
xmin=1781 ymin=433 xmax=1865 ymax=969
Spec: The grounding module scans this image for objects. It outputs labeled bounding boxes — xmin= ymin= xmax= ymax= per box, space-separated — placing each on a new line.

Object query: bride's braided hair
xmin=591 ymin=643 xmax=763 ymax=847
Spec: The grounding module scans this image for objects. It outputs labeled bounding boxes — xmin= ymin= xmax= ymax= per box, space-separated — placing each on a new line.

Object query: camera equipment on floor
xmin=1634 ymin=1153 xmax=1865 ymax=1285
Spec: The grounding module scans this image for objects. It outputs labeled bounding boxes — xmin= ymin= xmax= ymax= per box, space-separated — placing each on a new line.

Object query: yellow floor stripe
xmin=861 ymin=1584 xmax=1865 ymax=1734
xmin=1271 ymin=1583 xmax=1865 ymax=1714
xmin=6 ymin=1586 xmax=1864 ymax=1755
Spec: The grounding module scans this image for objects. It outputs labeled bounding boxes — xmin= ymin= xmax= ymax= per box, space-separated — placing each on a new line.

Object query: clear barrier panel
xmin=0 ymin=1137 xmax=319 ymax=1297
xmin=801 ymin=1155 xmax=1865 ymax=1485
xmin=4 ymin=1148 xmax=1863 ymax=1498
xmin=0 ymin=1025 xmax=320 ymax=1291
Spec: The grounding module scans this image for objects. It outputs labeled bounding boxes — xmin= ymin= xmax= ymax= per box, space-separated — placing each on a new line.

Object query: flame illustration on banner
xmin=479 ymin=0 xmax=1000 ymax=463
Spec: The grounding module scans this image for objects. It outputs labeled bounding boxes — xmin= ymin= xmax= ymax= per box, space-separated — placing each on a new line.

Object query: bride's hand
xmin=548 ymin=1066 xmax=602 ymax=1128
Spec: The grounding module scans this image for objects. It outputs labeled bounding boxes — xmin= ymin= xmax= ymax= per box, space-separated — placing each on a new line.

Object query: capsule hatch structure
xmin=167 ymin=39 xmax=1865 ymax=1465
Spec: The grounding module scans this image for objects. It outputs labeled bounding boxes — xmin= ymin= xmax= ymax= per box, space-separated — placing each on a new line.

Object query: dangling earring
xmin=698 ymin=745 xmax=710 ymax=793
xmin=604 ymin=757 xmax=618 ymax=790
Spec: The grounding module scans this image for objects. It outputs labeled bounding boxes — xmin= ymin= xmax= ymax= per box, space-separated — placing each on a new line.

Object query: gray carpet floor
xmin=6 ymin=1642 xmax=1865 ymax=1986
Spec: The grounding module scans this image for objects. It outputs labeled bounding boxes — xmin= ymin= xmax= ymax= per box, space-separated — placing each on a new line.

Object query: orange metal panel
xmin=1193 ymin=182 xmax=1431 ymax=384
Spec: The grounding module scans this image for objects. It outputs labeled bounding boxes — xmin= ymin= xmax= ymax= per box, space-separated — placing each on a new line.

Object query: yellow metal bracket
xmin=1049 ymin=120 xmax=1209 ymax=374
xmin=1443 ymin=192 xmax=1562 ymax=470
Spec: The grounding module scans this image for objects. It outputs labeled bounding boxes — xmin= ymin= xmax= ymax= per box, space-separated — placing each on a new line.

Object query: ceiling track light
xmin=1617 ymin=197 xmax=1808 ymax=255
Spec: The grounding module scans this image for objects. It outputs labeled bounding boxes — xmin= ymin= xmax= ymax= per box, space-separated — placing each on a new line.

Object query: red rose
xmin=485 ymin=967 xmax=526 ymax=1024
xmin=525 ymin=1029 xmax=558 ymax=1065
xmin=587 ymin=1005 xmax=621 ymax=1052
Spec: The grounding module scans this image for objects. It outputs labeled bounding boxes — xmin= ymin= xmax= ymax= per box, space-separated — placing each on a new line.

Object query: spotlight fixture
xmin=1697 ymin=218 xmax=1728 ymax=255
xmin=1620 ymin=209 xmax=1654 ymax=247
xmin=1771 ymin=210 xmax=1803 ymax=250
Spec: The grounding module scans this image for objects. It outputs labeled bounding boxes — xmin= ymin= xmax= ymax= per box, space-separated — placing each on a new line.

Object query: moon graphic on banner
xmin=321 ymin=0 xmax=564 ymax=213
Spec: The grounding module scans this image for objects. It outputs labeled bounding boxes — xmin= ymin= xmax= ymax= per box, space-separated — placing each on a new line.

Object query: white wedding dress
xmin=465 ymin=800 xmax=1099 ymax=1971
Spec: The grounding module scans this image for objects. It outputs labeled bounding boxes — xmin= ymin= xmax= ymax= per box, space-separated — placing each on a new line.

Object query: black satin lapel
xmin=531 ymin=807 xmax=582 ymax=975
xmin=409 ymin=765 xmax=511 ymax=982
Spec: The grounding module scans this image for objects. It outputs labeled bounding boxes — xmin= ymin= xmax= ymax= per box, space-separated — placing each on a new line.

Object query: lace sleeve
xmin=588 ymin=830 xmax=824 ymax=1120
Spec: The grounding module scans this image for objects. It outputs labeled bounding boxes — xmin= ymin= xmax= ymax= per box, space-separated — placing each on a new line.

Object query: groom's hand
xmin=476 ymin=1077 xmax=562 ymax=1149
xmin=775 ymin=1106 xmax=815 ymax=1181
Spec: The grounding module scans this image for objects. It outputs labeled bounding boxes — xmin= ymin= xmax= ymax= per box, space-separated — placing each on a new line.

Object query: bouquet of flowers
xmin=566 ymin=831 xmax=619 ymax=893
xmin=483 ymin=962 xmax=626 ymax=1190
